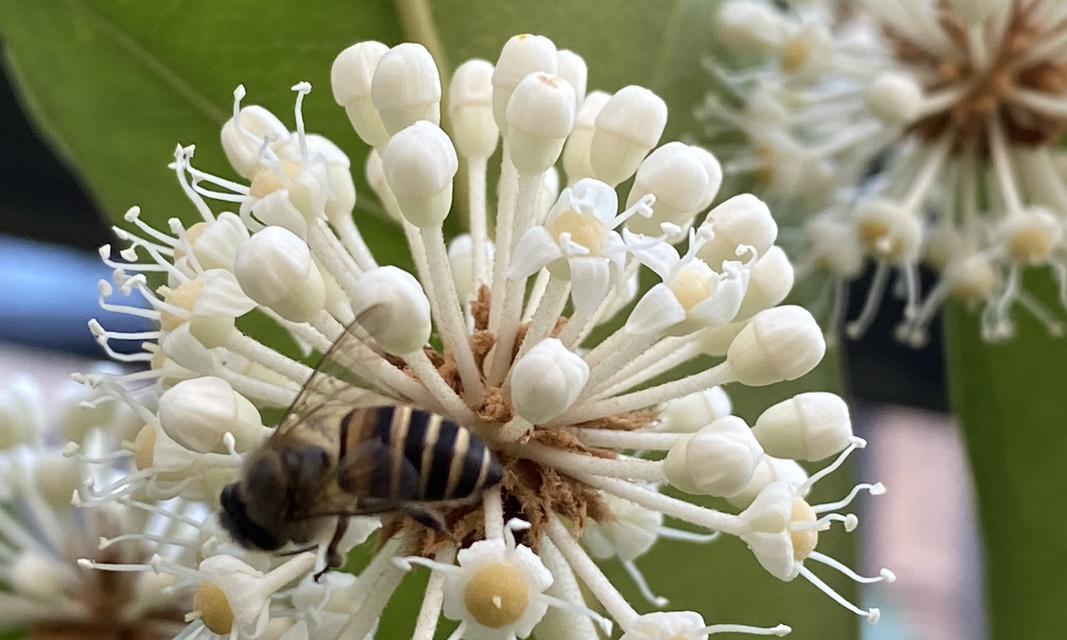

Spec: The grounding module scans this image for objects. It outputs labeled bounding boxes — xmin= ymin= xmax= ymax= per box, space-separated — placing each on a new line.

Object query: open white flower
xmin=76 ymin=31 xmax=890 ymax=640
xmin=704 ymin=0 xmax=1067 ymax=344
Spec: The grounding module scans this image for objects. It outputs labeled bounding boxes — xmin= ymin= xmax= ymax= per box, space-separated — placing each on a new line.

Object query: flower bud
xmin=506 ymin=73 xmax=576 ymax=175
xmin=11 ymin=552 xmax=70 ymax=601
xmin=221 ymin=105 xmax=290 ymax=180
xmin=583 ymin=494 xmax=661 ymax=562
xmin=626 ymin=142 xmax=713 ymax=236
xmin=182 ymin=212 xmax=249 ymax=272
xmin=235 ymin=226 xmax=326 ymax=322
xmin=753 ymin=392 xmax=853 ymax=461
xmin=510 ymin=338 xmax=589 ymax=424
xmin=696 ymin=194 xmax=777 ymax=268
xmin=716 ymin=0 xmax=788 ymax=55
xmin=449 ymin=59 xmax=499 ymax=159
xmin=695 ymin=322 xmax=746 ymax=357
xmin=807 ymin=215 xmax=864 ymax=277
xmin=372 ymin=42 xmax=442 ymax=135
xmin=158 ymin=376 xmax=267 ymax=452
xmin=556 ymin=49 xmax=587 ymax=107
xmin=562 ymin=91 xmax=611 ymax=184
xmin=382 ymin=121 xmax=458 ymax=228
xmin=661 ymin=386 xmax=732 ymax=433
xmin=492 ymin=34 xmax=558 ymax=129
xmin=856 ymin=199 xmax=923 ymax=264
xmin=589 ymin=86 xmax=667 ymax=186
xmin=0 ymin=379 xmax=43 ymax=451
xmin=999 ymin=208 xmax=1063 ymax=265
xmin=664 ymin=416 xmax=764 ymax=496
xmin=866 ymin=72 xmax=923 ymax=126
xmin=331 ymin=41 xmax=390 ymax=147
xmin=736 ymin=246 xmax=794 ymax=320
xmin=726 ymin=456 xmax=808 ymax=509
xmin=726 ymin=306 xmax=825 ymax=386
xmin=364 ymin=149 xmax=403 ymax=223
xmin=32 ymin=452 xmax=85 ymax=507
xmin=349 ymin=266 xmax=432 ymax=355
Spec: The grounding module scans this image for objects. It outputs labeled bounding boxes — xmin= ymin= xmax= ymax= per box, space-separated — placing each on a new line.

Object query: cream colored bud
xmin=753 ymin=392 xmax=853 ymax=461
xmin=856 ymin=199 xmax=924 ymax=264
xmin=235 ymin=226 xmax=326 ymax=322
xmin=556 ymin=49 xmax=587 ymax=107
xmin=221 ymin=105 xmax=290 ymax=180
xmin=33 ymin=452 xmax=84 ymax=507
xmin=626 ymin=142 xmax=713 ymax=236
xmin=331 ymin=41 xmax=390 ymax=148
xmin=364 ymin=149 xmax=403 ymax=223
xmin=726 ymin=306 xmax=825 ymax=386
xmin=492 ymin=34 xmax=558 ymax=129
xmin=372 ymin=42 xmax=442 ymax=135
xmin=590 ymin=86 xmax=668 ymax=186
xmin=662 ymin=386 xmax=732 ymax=433
xmin=664 ymin=416 xmax=764 ymax=496
xmin=449 ymin=59 xmax=500 ymax=159
xmin=158 ymin=377 xmax=266 ymax=452
xmin=736 ymin=246 xmax=794 ymax=320
xmin=697 ymin=194 xmax=777 ymax=268
xmin=717 ymin=0 xmax=788 ymax=55
xmin=506 ymin=72 xmax=576 ymax=175
xmin=449 ymin=234 xmax=494 ymax=304
xmin=562 ymin=91 xmax=611 ymax=184
xmin=349 ymin=266 xmax=432 ymax=355
xmin=690 ymin=145 xmax=724 ymax=211
xmin=867 ymin=72 xmax=923 ymax=126
xmin=510 ymin=338 xmax=589 ymax=424
xmin=382 ymin=121 xmax=458 ymax=227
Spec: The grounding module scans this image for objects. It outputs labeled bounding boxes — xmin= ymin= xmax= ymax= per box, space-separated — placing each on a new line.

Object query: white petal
xmin=510 ymin=227 xmax=564 ymax=279
xmin=568 ymin=257 xmax=611 ymax=315
xmin=570 ymin=178 xmax=619 ymax=224
xmin=194 ymin=270 xmax=257 ymax=317
xmin=623 ymin=229 xmax=679 ymax=280
xmin=625 ymin=283 xmax=686 ymax=335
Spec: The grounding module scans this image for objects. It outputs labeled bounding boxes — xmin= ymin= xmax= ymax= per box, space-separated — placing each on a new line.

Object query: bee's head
xmin=217 ymin=444 xmax=330 ymax=551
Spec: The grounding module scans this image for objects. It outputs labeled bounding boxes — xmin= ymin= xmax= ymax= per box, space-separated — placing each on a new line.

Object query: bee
xmin=218 ymin=328 xmax=503 ymax=574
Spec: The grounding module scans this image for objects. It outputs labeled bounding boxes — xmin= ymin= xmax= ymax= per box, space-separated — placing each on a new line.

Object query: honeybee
xmin=218 ymin=327 xmax=503 ymax=573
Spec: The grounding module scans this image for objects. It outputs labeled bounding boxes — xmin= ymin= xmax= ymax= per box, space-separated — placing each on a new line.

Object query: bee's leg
xmin=314 ymin=516 xmax=350 ymax=583
xmin=402 ymin=506 xmax=450 ymax=538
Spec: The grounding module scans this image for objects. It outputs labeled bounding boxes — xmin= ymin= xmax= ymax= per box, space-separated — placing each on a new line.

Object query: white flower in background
xmin=703 ymin=0 xmax=1067 ymax=345
xmin=80 ymin=32 xmax=889 ymax=638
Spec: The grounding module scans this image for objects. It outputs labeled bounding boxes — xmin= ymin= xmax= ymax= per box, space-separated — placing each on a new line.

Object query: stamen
xmin=813 ymin=482 xmax=886 ymax=514
xmin=621 ymin=559 xmax=668 ymax=607
xmin=807 ymin=551 xmax=896 ymax=584
xmin=290 ymin=81 xmax=312 ymax=161
xmin=701 ymin=623 xmax=792 ymax=636
xmin=801 ymin=437 xmax=866 ymax=493
xmin=798 ymin=565 xmax=880 ymax=623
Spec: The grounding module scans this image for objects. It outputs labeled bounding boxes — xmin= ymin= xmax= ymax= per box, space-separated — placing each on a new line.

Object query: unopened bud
xmin=492 ymin=34 xmax=558 ymax=129
xmin=510 ymin=338 xmax=589 ymax=424
xmin=726 ymin=306 xmax=825 ymax=386
xmin=753 ymin=392 xmax=853 ymax=461
xmin=349 ymin=266 xmax=432 ymax=355
xmin=382 ymin=121 xmax=458 ymax=227
xmin=726 ymin=455 xmax=808 ymax=509
xmin=664 ymin=416 xmax=764 ymax=496
xmin=506 ymin=73 xmax=576 ymax=175
xmin=235 ymin=226 xmax=326 ymax=322
xmin=696 ymin=194 xmax=777 ymax=268
xmin=448 ymin=234 xmax=494 ymax=304
xmin=736 ymin=246 xmax=794 ymax=320
xmin=221 ymin=105 xmax=290 ymax=180
xmin=626 ymin=142 xmax=714 ymax=236
xmin=449 ymin=59 xmax=499 ymax=159
xmin=717 ymin=0 xmax=788 ymax=55
xmin=661 ymin=386 xmax=732 ymax=433
xmin=866 ymin=72 xmax=923 ymax=126
xmin=590 ymin=86 xmax=667 ymax=186
xmin=372 ymin=43 xmax=442 ymax=135
xmin=158 ymin=377 xmax=267 ymax=452
xmin=562 ymin=91 xmax=611 ymax=184
xmin=556 ymin=49 xmax=588 ymax=107
xmin=331 ymin=41 xmax=391 ymax=148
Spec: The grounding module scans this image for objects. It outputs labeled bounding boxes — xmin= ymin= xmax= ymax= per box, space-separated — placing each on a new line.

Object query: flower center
xmin=248 ymin=161 xmax=302 ymax=198
xmin=547 ymin=210 xmax=607 ymax=255
xmin=463 ymin=561 xmax=531 ymax=628
xmin=858 ymin=218 xmax=903 ymax=260
xmin=947 ymin=257 xmax=997 ymax=304
xmin=1007 ymin=225 xmax=1058 ymax=264
xmin=193 ymin=582 xmax=234 ymax=635
xmin=159 ymin=280 xmax=204 ymax=331
xmin=670 ymin=265 xmax=713 ymax=311
xmin=790 ymin=498 xmax=819 ymax=562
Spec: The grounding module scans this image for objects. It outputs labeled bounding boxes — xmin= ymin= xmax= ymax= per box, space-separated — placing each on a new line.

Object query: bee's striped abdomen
xmin=340 ymin=406 xmax=502 ymax=504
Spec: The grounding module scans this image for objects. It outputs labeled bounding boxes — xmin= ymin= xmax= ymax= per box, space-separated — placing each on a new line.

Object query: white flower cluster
xmin=77 ymin=33 xmax=890 ymax=639
xmin=704 ymin=0 xmax=1067 ymax=345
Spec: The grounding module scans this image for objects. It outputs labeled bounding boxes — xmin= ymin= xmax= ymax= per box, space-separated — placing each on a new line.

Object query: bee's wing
xmin=272 ymin=320 xmax=401 ymax=440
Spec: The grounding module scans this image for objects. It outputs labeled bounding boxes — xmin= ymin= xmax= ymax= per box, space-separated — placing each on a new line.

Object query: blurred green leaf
xmin=0 ymin=1 xmax=858 ymax=637
xmin=944 ymin=273 xmax=1067 ymax=640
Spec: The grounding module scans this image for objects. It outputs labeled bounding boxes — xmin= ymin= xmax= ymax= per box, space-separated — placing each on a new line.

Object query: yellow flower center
xmin=159 ymin=279 xmax=204 ymax=332
xmin=463 ymin=561 xmax=531 ymax=629
xmin=670 ymin=265 xmax=713 ymax=311
xmin=790 ymin=498 xmax=819 ymax=562
xmin=858 ymin=218 xmax=906 ymax=260
xmin=249 ymin=161 xmax=302 ymax=199
xmin=1008 ymin=226 xmax=1056 ymax=265
xmin=193 ymin=582 xmax=234 ymax=635
xmin=547 ymin=210 xmax=607 ymax=255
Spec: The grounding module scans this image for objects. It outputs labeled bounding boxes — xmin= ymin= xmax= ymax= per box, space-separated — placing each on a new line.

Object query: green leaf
xmin=944 ymin=272 xmax=1067 ymax=640
xmin=0 ymin=1 xmax=858 ymax=637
